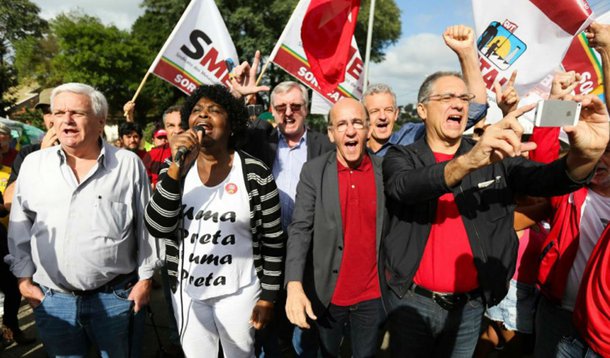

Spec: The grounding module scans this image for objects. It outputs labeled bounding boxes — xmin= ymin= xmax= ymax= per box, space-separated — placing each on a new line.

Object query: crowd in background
xmin=1 ymin=22 xmax=610 ymax=358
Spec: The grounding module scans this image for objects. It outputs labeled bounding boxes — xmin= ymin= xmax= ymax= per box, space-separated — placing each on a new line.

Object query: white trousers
xmin=172 ymin=280 xmax=261 ymax=358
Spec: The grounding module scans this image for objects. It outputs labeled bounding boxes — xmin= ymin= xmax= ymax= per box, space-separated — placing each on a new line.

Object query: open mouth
xmin=344 ymin=140 xmax=359 ymax=152
xmin=447 ymin=114 xmax=462 ymax=122
xmin=446 ymin=114 xmax=463 ymax=127
xmin=194 ymin=122 xmax=213 ymax=134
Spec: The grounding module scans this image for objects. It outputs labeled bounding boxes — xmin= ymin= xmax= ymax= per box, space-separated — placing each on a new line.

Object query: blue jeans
xmin=556 ymin=336 xmax=602 ymax=358
xmin=534 ymin=295 xmax=578 ymax=358
xmin=292 ymin=326 xmax=319 ymax=358
xmin=386 ymin=289 xmax=485 ymax=358
xmin=33 ymin=283 xmax=143 ymax=358
xmin=316 ymin=298 xmax=384 ymax=358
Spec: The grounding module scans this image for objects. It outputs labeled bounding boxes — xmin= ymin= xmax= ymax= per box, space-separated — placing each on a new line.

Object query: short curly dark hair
xmin=180 ymin=85 xmax=248 ymax=150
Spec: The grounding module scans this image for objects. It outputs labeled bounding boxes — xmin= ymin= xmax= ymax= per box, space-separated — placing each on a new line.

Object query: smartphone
xmin=534 ymin=99 xmax=581 ymax=127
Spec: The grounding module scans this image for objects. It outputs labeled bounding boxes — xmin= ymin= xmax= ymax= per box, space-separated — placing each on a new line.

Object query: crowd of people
xmin=1 ymin=22 xmax=610 ymax=358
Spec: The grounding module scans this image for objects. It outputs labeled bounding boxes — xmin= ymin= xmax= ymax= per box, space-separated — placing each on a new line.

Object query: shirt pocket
xmin=91 ymin=198 xmax=130 ymax=239
xmin=476 ymin=178 xmax=510 ymax=222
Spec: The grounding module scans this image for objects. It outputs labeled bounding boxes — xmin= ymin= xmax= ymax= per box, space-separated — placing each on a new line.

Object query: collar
xmin=337 ymin=153 xmax=372 ymax=172
xmin=56 ymin=138 xmax=107 ymax=168
xmin=278 ymin=129 xmax=307 ymax=147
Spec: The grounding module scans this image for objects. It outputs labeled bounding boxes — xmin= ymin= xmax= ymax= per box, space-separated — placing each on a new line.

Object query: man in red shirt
xmin=143 ymin=106 xmax=184 ymax=188
xmin=381 ymin=71 xmax=609 ymax=357
xmin=285 ymin=98 xmax=385 ymax=357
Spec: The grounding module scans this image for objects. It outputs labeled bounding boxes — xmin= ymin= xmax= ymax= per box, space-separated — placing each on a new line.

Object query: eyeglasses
xmin=331 ymin=120 xmax=367 ymax=133
xmin=422 ymin=93 xmax=475 ymax=103
xmin=273 ymin=103 xmax=304 ymax=114
xmin=368 ymin=107 xmax=396 ymax=117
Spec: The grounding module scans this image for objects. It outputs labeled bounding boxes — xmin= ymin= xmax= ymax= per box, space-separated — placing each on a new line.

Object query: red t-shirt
xmin=574 ymin=224 xmax=610 ymax=355
xmin=331 ymin=155 xmax=381 ymax=306
xmin=514 ymin=224 xmax=547 ymax=284
xmin=413 ymin=152 xmax=479 ymax=293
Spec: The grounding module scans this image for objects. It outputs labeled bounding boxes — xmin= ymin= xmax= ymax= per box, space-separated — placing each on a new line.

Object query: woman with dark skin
xmin=145 ymin=85 xmax=284 ymax=357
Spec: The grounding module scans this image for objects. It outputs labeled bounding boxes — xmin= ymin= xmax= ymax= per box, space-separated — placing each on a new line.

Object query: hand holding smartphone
xmin=534 ymin=99 xmax=581 ymax=127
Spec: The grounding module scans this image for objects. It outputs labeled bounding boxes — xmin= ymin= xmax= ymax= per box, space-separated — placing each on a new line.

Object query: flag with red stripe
xmin=148 ymin=0 xmax=238 ymax=95
xmin=268 ymin=0 xmax=365 ymax=105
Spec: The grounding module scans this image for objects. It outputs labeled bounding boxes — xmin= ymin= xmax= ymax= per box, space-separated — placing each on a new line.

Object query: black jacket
xmin=244 ymin=126 xmax=334 ymax=168
xmin=381 ymin=136 xmax=587 ymax=306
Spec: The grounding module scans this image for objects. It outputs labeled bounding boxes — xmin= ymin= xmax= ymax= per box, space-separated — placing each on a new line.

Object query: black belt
xmin=411 ymin=284 xmax=481 ymax=311
xmin=69 ymin=272 xmax=138 ymax=296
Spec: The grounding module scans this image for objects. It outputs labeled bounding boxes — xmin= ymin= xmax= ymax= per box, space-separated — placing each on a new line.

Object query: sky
xmin=31 ymin=0 xmax=475 ymax=105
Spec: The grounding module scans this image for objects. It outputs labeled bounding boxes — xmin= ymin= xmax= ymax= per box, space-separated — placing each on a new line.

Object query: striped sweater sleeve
xmin=245 ymin=157 xmax=286 ymax=302
xmin=144 ymin=169 xmax=183 ymax=239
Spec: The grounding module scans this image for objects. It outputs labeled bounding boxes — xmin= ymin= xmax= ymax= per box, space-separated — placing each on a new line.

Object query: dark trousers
xmin=0 ymin=260 xmax=21 ymax=331
xmin=316 ymin=298 xmax=384 ymax=358
xmin=386 ymin=289 xmax=485 ymax=358
xmin=534 ymin=294 xmax=578 ymax=358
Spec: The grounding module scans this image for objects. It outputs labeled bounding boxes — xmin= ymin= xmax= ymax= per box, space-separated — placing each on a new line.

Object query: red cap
xmin=153 ymin=129 xmax=168 ymax=138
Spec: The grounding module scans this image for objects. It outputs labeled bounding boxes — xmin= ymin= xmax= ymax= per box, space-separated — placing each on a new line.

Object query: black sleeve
xmin=8 ymin=144 xmax=40 ymax=185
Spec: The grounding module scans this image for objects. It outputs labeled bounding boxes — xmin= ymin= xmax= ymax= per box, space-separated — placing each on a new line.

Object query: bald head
xmin=329 ymin=98 xmax=367 ymax=127
xmin=328 ymin=98 xmax=369 ymax=169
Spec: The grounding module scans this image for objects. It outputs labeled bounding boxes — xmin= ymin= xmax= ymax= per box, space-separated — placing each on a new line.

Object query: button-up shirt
xmin=5 ymin=141 xmax=160 ymax=292
xmin=272 ymin=131 xmax=308 ymax=230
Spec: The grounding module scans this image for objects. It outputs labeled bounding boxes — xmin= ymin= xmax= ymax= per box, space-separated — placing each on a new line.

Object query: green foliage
xmin=395 ymin=103 xmax=422 ymax=130
xmin=11 ymin=108 xmax=45 ymax=130
xmin=307 ymin=113 xmax=330 ymax=134
xmin=0 ymin=0 xmax=48 ymax=116
xmin=14 ymin=12 xmax=150 ymax=120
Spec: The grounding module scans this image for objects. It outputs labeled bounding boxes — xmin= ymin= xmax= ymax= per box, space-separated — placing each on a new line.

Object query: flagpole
xmin=256 ymin=0 xmax=308 ymax=85
xmin=363 ymin=0 xmax=376 ymax=93
xmin=130 ymin=71 xmax=152 ymax=102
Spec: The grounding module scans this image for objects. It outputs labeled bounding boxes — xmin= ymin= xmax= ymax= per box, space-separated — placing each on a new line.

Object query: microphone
xmin=174 ymin=125 xmax=205 ymax=165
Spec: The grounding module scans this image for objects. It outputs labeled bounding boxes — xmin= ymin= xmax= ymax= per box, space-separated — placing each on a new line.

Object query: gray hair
xmin=363 ymin=83 xmax=397 ymax=108
xmin=51 ymin=83 xmax=108 ymax=119
xmin=417 ymin=71 xmax=463 ymax=104
xmin=162 ymin=105 xmax=182 ymax=125
xmin=270 ymin=81 xmax=309 ymax=109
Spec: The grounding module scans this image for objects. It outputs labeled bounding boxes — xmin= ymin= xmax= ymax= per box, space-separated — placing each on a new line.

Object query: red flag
xmin=301 ymin=0 xmax=361 ymax=94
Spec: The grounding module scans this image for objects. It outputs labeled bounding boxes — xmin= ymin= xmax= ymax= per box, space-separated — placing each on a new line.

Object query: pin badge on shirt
xmin=225 ymin=183 xmax=238 ymax=194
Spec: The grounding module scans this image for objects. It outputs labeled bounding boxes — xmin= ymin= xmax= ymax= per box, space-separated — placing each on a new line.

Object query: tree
xmin=0 ymin=0 xmax=48 ymax=116
xmin=14 ymin=12 xmax=150 ymax=120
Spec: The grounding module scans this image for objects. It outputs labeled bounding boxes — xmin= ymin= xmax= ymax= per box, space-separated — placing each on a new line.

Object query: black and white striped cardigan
xmin=144 ymin=151 xmax=285 ymax=302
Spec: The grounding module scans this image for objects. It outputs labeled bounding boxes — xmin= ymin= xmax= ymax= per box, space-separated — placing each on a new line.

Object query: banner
xmin=269 ymin=0 xmax=365 ymax=105
xmin=561 ymin=32 xmax=604 ymax=96
xmin=472 ymin=0 xmax=593 ymax=101
xmin=301 ymin=0 xmax=361 ymax=93
xmin=148 ymin=0 xmax=238 ymax=95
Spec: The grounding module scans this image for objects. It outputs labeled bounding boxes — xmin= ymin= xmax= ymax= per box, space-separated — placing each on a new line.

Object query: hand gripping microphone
xmin=174 ymin=125 xmax=204 ymax=166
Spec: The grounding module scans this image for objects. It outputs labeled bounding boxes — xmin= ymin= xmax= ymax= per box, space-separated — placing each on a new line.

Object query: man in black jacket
xmin=381 ymin=71 xmax=609 ymax=357
xmin=245 ymin=81 xmax=334 ymax=356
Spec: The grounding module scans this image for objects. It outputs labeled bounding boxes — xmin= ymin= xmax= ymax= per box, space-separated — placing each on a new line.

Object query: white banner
xmin=148 ymin=0 xmax=238 ymax=94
